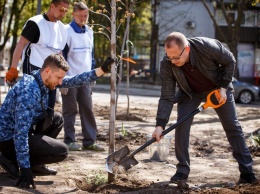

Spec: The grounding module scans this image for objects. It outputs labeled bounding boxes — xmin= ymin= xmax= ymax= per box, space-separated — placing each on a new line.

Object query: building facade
xmin=151 ymin=0 xmax=260 ymax=84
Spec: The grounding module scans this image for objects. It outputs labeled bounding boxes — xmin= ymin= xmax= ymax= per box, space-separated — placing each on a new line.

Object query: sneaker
xmin=170 ymin=172 xmax=188 ymax=183
xmin=237 ymin=173 xmax=258 ymax=184
xmin=0 ymin=152 xmax=19 ymax=179
xmin=66 ymin=142 xmax=82 ymax=151
xmin=31 ymin=165 xmax=57 ymax=175
xmin=83 ymin=144 xmax=105 ymax=151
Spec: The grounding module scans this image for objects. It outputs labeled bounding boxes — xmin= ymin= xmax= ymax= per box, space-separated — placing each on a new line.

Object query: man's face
xmin=44 ymin=68 xmax=66 ymax=90
xmin=52 ymin=2 xmax=69 ymax=21
xmin=165 ymin=43 xmax=188 ymax=67
xmin=73 ymin=9 xmax=89 ymax=27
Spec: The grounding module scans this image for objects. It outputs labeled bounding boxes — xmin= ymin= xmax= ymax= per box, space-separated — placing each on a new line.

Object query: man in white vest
xmin=5 ymin=0 xmax=69 ymax=175
xmin=61 ymin=1 xmax=105 ymax=152
xmin=6 ymin=0 xmax=69 ymax=81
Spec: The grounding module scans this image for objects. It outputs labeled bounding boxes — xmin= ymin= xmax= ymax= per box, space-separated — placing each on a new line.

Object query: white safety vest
xmin=65 ymin=24 xmax=93 ymax=76
xmin=23 ymin=15 xmax=68 ymax=68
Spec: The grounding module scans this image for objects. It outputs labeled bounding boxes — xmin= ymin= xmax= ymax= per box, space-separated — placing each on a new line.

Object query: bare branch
xmin=88 ymin=7 xmax=111 ymax=22
xmin=201 ymin=0 xmax=229 ymax=46
xmin=116 ymin=21 xmax=123 ymax=33
xmin=89 ymin=24 xmax=111 ymax=33
xmin=94 ymin=31 xmax=111 ymax=41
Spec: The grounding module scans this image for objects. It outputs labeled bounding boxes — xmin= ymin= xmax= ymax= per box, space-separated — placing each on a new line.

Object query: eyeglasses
xmin=165 ymin=47 xmax=185 ymax=61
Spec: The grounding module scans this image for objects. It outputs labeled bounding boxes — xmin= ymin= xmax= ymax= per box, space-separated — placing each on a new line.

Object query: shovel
xmin=105 ymin=89 xmax=226 ymax=174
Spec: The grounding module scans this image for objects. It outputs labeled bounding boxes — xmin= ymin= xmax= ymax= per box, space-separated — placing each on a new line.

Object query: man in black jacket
xmin=152 ymin=31 xmax=257 ymax=184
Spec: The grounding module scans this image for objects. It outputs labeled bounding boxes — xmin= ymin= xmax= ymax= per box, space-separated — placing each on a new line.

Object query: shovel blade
xmin=105 ymin=145 xmax=138 ymax=174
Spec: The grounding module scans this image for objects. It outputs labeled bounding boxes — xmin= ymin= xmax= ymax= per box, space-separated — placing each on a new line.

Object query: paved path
xmin=0 ymin=83 xmax=161 ymax=104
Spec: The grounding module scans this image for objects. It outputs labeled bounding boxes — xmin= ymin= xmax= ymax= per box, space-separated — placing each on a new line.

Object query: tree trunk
xmin=0 ymin=0 xmax=8 ymax=35
xmin=37 ymin=0 xmax=41 ymax=15
xmin=0 ymin=0 xmax=15 ymax=53
xmin=201 ymin=0 xmax=248 ymax=79
xmin=108 ymin=0 xmax=116 ymax=183
xmin=9 ymin=0 xmax=20 ymax=67
xmin=150 ymin=0 xmax=158 ymax=82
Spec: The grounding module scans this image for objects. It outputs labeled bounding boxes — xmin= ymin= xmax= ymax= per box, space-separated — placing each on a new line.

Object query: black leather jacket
xmin=156 ymin=37 xmax=236 ymax=128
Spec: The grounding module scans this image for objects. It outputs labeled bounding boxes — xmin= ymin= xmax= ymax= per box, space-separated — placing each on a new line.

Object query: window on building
xmin=216 ymin=10 xmax=226 ymax=25
xmin=216 ymin=9 xmax=259 ymax=27
xmin=242 ymin=11 xmax=255 ymax=27
xmin=257 ymin=12 xmax=260 ymax=27
xmin=227 ymin=11 xmax=236 ymax=25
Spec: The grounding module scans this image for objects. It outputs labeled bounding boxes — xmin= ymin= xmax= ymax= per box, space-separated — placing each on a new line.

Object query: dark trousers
xmin=175 ymin=88 xmax=253 ymax=176
xmin=0 ymin=112 xmax=68 ymax=166
xmin=23 ymin=60 xmax=56 ymax=110
xmin=62 ymin=84 xmax=97 ymax=146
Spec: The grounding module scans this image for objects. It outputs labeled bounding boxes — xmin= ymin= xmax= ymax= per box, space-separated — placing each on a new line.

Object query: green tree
xmin=0 ymin=0 xmax=28 ymax=62
xmin=1 ymin=0 xmax=150 ymax=68
xmin=9 ymin=0 xmax=35 ymax=66
xmin=87 ymin=0 xmax=151 ymax=65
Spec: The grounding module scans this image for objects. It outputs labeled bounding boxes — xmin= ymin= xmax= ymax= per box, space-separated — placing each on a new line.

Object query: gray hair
xmin=73 ymin=1 xmax=88 ymax=12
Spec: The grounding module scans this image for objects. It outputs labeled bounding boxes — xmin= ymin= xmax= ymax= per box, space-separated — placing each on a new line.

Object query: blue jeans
xmin=175 ymin=88 xmax=253 ymax=176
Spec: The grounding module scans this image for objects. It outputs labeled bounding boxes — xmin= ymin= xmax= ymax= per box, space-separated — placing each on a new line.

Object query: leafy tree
xmin=9 ymin=0 xmax=37 ymax=66
xmin=0 ymin=0 xmax=28 ymax=63
xmin=86 ymin=0 xmax=150 ymax=65
xmin=1 ymin=0 xmax=150 ymax=68
xmin=0 ymin=0 xmax=8 ymax=40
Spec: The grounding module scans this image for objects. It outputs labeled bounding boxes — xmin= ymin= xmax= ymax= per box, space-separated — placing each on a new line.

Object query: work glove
xmin=6 ymin=67 xmax=19 ymax=83
xmin=16 ymin=168 xmax=36 ymax=189
xmin=101 ymin=57 xmax=114 ymax=73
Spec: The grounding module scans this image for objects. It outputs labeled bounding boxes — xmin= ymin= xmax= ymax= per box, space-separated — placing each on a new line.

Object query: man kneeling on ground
xmin=0 ymin=54 xmax=114 ymax=189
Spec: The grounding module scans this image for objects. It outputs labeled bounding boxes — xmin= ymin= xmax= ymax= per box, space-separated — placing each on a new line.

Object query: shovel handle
xmin=130 ymin=107 xmax=202 ymax=157
xmin=130 ymin=89 xmax=225 ymax=157
xmin=130 ymin=136 xmax=157 ymax=157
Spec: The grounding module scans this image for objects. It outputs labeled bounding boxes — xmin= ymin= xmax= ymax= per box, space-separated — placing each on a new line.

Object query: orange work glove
xmin=6 ymin=67 xmax=19 ymax=82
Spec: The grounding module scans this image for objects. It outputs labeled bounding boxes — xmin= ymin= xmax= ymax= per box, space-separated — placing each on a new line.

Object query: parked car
xmin=232 ymin=77 xmax=260 ymax=104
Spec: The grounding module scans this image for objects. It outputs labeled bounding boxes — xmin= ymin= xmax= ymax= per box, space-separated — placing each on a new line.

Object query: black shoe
xmin=0 ymin=152 xmax=19 ymax=179
xmin=237 ymin=173 xmax=258 ymax=184
xmin=31 ymin=165 xmax=57 ymax=175
xmin=170 ymin=172 xmax=188 ymax=183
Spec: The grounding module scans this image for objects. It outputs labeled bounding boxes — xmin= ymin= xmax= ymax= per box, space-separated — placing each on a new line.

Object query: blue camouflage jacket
xmin=0 ymin=69 xmax=98 ymax=168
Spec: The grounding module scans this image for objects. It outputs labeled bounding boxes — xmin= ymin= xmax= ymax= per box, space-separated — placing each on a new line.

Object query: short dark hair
xmin=41 ymin=54 xmax=69 ymax=72
xmin=73 ymin=1 xmax=88 ymax=12
xmin=51 ymin=0 xmax=70 ymax=6
xmin=165 ymin=32 xmax=188 ymax=49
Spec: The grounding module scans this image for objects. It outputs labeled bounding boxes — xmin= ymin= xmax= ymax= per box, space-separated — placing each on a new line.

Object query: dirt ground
xmin=1 ymin=91 xmax=260 ymax=194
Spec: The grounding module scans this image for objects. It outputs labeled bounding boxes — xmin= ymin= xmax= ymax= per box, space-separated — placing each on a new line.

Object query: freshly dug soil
xmin=0 ymin=92 xmax=260 ymax=194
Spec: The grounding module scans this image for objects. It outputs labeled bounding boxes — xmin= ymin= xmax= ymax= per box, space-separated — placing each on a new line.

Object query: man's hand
xmin=152 ymin=126 xmax=164 ymax=143
xmin=217 ymin=87 xmax=227 ymax=104
xmin=16 ymin=168 xmax=36 ymax=189
xmin=6 ymin=67 xmax=19 ymax=83
xmin=101 ymin=57 xmax=114 ymax=73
